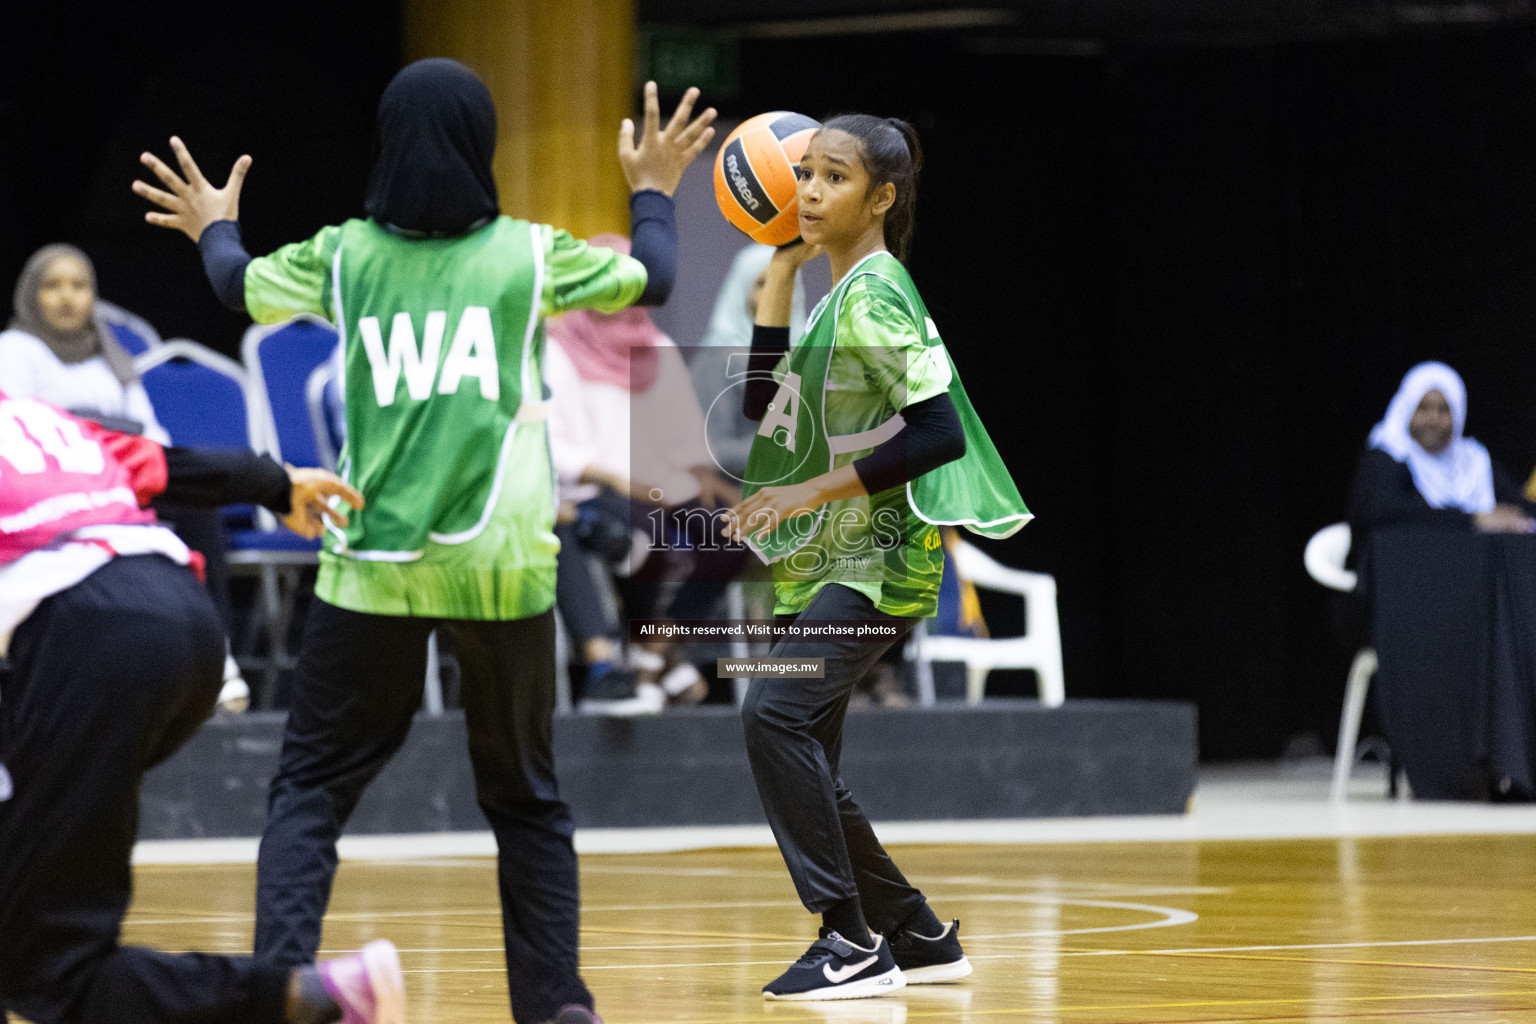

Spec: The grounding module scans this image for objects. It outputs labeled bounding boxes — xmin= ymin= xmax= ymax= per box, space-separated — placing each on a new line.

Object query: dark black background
xmin=6 ymin=0 xmax=1536 ymax=757
xmin=0 ymin=0 xmax=400 ymax=358
xmin=723 ymin=20 xmax=1536 ymax=758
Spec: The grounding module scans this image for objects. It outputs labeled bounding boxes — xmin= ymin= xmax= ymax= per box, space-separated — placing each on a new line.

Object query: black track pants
xmin=740 ymin=584 xmax=929 ymax=937
xmin=253 ymin=600 xmax=590 ymax=1023
xmin=0 ymin=555 xmax=290 ymax=1024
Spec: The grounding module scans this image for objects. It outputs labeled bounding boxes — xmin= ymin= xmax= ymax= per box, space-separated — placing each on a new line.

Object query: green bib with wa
xmin=742 ymin=251 xmax=1031 ymax=617
xmin=243 ymin=213 xmax=649 ymax=620
xmin=332 ymin=217 xmax=543 ymax=556
xmin=314 ymin=216 xmax=560 ymax=620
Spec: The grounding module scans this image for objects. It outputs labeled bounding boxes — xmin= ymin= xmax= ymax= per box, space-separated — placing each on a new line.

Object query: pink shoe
xmin=318 ymin=939 xmax=405 ymax=1024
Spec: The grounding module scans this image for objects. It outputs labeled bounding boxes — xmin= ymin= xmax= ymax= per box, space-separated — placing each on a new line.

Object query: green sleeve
xmin=243 ymin=225 xmax=344 ymax=325
xmin=838 ymin=276 xmax=953 ymax=410
xmin=540 ymin=225 xmax=648 ymax=315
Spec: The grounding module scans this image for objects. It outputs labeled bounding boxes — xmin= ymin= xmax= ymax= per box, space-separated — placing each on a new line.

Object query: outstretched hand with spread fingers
xmin=133 ymin=137 xmax=251 ymax=244
xmin=618 ymin=82 xmax=717 ymax=197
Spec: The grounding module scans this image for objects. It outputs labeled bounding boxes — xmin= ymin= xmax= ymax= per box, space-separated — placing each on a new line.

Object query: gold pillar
xmin=403 ymin=0 xmax=635 ymax=240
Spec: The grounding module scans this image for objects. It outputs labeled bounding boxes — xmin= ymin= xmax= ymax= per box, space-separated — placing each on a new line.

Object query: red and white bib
xmin=0 ymin=394 xmax=168 ymax=562
xmin=0 ymin=393 xmax=191 ymax=654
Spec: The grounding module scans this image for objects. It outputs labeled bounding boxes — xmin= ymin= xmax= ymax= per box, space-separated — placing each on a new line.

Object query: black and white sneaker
xmin=762 ymin=931 xmax=905 ymax=1001
xmin=888 ymin=918 xmax=972 ymax=983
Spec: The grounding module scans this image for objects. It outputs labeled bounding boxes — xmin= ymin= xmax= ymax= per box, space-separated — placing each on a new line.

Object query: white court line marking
xmin=1073 ymin=934 xmax=1536 ymax=957
xmin=127 ymin=893 xmax=1196 ymax=929
xmin=583 ymin=863 xmax=1230 ymax=898
xmin=965 ymin=899 xmax=1198 ymax=938
xmin=152 ymin=933 xmax=1536 ymax=969
xmin=393 ymin=933 xmax=1536 ymax=973
xmin=120 ymin=894 xmax=1057 ymax=924
xmin=130 ymin=797 xmax=1536 ymax=865
xmin=387 ymin=943 xmax=805 ymax=953
xmin=235 ymin=859 xmax=1226 ymax=899
xmin=583 ymin=900 xmax=808 ymax=913
xmin=911 ymin=876 xmax=1230 ymax=896
xmin=128 ymin=898 xmax=822 ymax=924
xmin=127 ymin=908 xmax=504 ymax=926
xmin=580 ymin=865 xmax=785 ymax=879
xmin=401 ymin=963 xmax=793 ymax=973
xmin=126 ymin=901 xmax=804 ymax=926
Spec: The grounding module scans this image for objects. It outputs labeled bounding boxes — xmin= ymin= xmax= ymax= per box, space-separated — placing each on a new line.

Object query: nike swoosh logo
xmin=824 ymin=956 xmax=878 ymax=983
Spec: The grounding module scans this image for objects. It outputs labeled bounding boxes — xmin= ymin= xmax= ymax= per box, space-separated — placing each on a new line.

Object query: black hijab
xmin=364 ymin=58 xmax=499 ymax=236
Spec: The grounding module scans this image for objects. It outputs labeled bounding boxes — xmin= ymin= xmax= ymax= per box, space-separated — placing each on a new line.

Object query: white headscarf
xmin=699 ymin=243 xmax=806 ymax=348
xmin=1368 ymin=361 xmax=1495 ymax=513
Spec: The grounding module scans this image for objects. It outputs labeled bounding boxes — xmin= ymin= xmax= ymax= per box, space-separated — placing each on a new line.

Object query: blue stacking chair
xmin=98 ymin=299 xmax=163 ymax=357
xmin=243 ymin=313 xmax=339 ymax=469
xmin=240 ymin=314 xmax=343 ymax=547
xmin=305 ymin=355 xmax=346 ymax=472
xmin=137 ymin=340 xmax=251 ymax=448
xmin=138 ymin=339 xmax=311 ymax=703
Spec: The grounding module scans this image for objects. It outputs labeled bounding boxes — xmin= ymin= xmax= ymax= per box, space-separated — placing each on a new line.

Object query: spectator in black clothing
xmin=1340 ymin=361 xmax=1536 ymax=644
xmin=1350 ymin=361 xmax=1534 ymax=536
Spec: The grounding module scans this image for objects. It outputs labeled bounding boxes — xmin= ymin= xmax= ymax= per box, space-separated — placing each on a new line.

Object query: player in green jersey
xmin=725 ymin=115 xmax=1029 ymax=1000
xmin=134 ymin=59 xmax=715 ymax=1024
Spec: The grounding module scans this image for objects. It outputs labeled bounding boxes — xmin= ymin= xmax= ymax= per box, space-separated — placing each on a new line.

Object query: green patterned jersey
xmin=744 ymin=251 xmax=1031 ymax=619
xmin=243 ymin=216 xmax=647 ymax=619
xmin=749 ymin=254 xmax=953 ymax=618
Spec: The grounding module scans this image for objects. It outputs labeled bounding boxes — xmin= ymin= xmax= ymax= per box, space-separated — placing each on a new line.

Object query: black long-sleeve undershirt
xmin=742 ymin=325 xmax=791 ymax=421
xmin=627 ymin=189 xmax=676 ymax=306
xmin=740 ymin=323 xmax=965 ymax=496
xmin=198 ymin=190 xmax=678 ymax=314
xmin=198 ymin=220 xmax=249 ymax=313
xmin=852 ymin=393 xmax=966 ymax=496
xmin=161 ymin=447 xmax=292 ymax=514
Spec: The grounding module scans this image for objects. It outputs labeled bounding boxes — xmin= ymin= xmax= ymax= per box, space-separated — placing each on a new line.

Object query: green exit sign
xmin=639 ymin=28 xmax=739 ymax=99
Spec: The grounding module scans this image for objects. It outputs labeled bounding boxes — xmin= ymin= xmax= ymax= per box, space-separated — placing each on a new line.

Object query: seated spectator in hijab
xmin=0 ymin=245 xmax=166 ymax=440
xmin=1349 ymin=361 xmax=1534 ymax=538
xmin=0 ymin=244 xmax=247 ymax=708
xmin=547 ymin=236 xmax=747 ymax=714
xmin=1340 ymin=361 xmax=1536 ymax=645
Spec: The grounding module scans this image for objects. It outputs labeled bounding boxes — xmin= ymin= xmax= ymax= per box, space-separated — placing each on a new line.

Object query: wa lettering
xmin=359 ymin=307 xmax=500 ymax=407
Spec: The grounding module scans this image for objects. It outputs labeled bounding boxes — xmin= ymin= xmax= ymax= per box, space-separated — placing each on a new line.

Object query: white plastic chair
xmin=1304 ymin=523 xmax=1379 ymax=801
xmin=906 ymin=537 xmax=1065 ymax=707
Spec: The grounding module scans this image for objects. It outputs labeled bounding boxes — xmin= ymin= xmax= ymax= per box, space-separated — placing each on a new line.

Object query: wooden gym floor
xmin=122 ymin=834 xmax=1536 ymax=1024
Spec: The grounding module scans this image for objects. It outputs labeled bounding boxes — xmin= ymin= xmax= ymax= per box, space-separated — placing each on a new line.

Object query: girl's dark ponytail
xmin=821 ymin=113 xmax=923 ymax=262
xmin=885 ymin=119 xmax=923 ymax=262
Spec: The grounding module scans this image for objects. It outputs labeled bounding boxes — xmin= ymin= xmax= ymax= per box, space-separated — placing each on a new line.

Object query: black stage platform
xmin=139 ymin=699 xmax=1197 ymax=840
